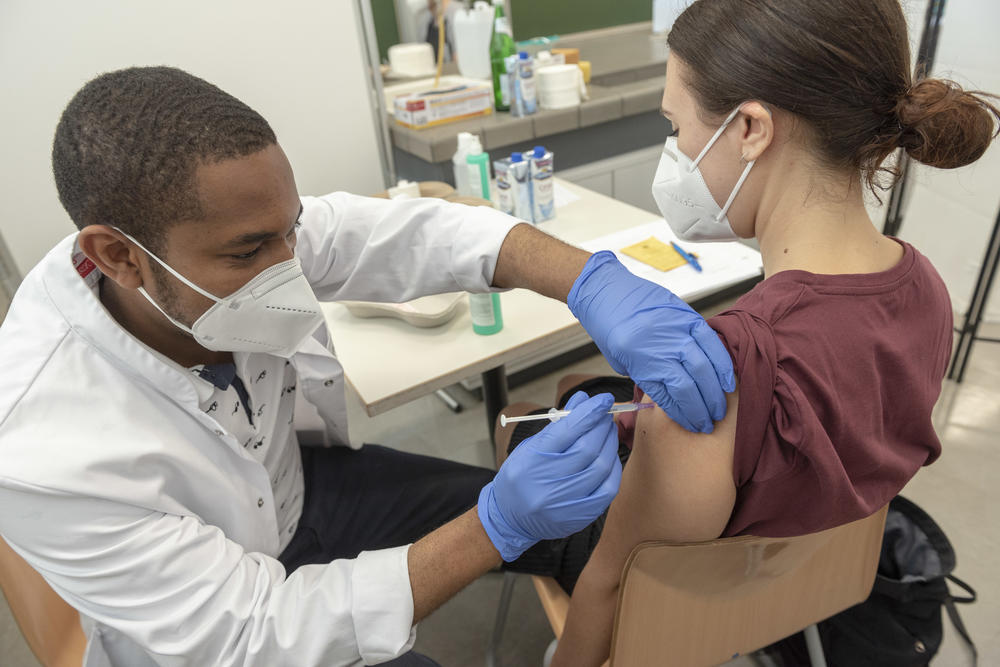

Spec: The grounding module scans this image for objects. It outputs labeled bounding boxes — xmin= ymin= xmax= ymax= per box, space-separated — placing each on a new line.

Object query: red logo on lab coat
xmin=75 ymin=256 xmax=97 ymax=279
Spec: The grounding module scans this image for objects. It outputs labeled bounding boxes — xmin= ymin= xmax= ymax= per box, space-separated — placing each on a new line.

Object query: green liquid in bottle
xmin=470 ymin=292 xmax=504 ymax=335
xmin=490 ymin=3 xmax=516 ymax=112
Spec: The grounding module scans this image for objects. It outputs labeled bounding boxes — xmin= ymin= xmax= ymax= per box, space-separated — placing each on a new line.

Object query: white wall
xmin=893 ymin=0 xmax=1000 ymax=322
xmin=0 ymin=0 xmax=385 ymax=278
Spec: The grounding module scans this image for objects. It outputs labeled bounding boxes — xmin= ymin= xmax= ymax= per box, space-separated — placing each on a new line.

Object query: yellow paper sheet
xmin=620 ymin=237 xmax=687 ymax=272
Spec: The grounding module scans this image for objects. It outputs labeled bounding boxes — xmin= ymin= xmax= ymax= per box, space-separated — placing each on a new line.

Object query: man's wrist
xmin=477 ymin=484 xmax=533 ymax=563
xmin=567 ymin=250 xmax=621 ymax=317
xmin=471 ymin=497 xmax=505 ymax=567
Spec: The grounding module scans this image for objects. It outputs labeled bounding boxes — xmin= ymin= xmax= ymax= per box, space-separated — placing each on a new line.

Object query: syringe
xmin=499 ymin=402 xmax=655 ymax=428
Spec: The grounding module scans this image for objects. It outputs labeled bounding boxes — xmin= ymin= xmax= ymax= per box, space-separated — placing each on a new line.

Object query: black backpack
xmin=771 ymin=495 xmax=977 ymax=666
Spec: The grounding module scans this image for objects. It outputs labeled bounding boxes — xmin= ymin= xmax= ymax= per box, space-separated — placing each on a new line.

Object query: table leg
xmin=433 ymin=388 xmax=463 ymax=413
xmin=482 ymin=365 xmax=509 ymax=451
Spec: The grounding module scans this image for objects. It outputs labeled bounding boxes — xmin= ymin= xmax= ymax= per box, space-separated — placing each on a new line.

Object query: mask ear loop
xmin=685 ymin=103 xmax=770 ymax=222
xmin=716 ymin=159 xmax=756 ymax=222
xmin=136 ymin=285 xmax=199 ymax=336
xmin=718 ymin=103 xmax=773 ymax=221
xmin=690 ymin=106 xmax=744 ymax=169
xmin=112 ymin=227 xmax=223 ymax=303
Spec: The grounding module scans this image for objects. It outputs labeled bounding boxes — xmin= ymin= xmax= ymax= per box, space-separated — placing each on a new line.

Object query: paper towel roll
xmin=538 ymin=64 xmax=585 ymax=110
xmin=388 ymin=43 xmax=436 ymax=77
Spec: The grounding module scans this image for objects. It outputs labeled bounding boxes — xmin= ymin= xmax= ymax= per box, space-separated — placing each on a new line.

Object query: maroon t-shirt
xmin=703 ymin=239 xmax=953 ymax=537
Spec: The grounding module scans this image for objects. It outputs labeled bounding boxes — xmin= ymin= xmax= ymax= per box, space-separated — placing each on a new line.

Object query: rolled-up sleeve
xmin=0 ymin=483 xmax=415 ymax=666
xmin=708 ymin=310 xmax=777 ymax=487
xmin=295 ymin=192 xmax=522 ymax=303
xmin=350 ymin=547 xmax=416 ymax=663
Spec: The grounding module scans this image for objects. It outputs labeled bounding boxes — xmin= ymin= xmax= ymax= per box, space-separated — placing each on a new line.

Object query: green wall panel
xmin=369 ymin=1 xmax=651 ymax=61
xmin=509 ymin=1 xmax=651 ymax=41
xmin=371 ymin=0 xmax=401 ymax=62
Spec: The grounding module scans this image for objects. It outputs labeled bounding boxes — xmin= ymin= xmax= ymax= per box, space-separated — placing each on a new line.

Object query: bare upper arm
xmin=588 ymin=387 xmax=739 ymax=574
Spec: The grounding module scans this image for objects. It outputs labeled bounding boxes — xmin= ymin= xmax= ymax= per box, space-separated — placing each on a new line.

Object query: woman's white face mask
xmin=116 ymin=229 xmax=324 ymax=358
xmin=651 ymin=106 xmax=757 ymax=243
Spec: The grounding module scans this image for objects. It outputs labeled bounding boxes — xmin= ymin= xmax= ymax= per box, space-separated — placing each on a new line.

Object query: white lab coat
xmin=0 ymin=192 xmax=520 ymax=667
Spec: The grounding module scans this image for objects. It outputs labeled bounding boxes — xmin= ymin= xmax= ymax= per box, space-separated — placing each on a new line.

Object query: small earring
xmin=740 ymin=154 xmax=748 ymax=165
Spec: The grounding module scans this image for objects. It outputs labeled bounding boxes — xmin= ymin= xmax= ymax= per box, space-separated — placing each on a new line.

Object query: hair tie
xmin=896 ymin=120 xmax=922 ymax=151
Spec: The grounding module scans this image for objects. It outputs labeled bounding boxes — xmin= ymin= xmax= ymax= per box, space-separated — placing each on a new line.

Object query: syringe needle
xmin=607 ymin=402 xmax=655 ymax=414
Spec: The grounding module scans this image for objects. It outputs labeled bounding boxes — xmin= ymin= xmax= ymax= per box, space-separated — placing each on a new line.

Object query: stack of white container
xmin=535 ymin=51 xmax=589 ymax=110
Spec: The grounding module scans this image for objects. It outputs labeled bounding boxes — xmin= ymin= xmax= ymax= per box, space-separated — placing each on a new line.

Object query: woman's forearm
xmin=551 ymin=558 xmax=620 ymax=667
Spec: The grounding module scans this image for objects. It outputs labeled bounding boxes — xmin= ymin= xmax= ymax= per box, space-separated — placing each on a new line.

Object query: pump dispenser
xmin=461 ymin=137 xmax=504 ymax=335
xmin=453 ymin=132 xmax=484 ymax=196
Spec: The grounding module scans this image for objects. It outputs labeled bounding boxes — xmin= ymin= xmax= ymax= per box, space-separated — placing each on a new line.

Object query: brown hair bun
xmin=896 ymin=78 xmax=1000 ymax=169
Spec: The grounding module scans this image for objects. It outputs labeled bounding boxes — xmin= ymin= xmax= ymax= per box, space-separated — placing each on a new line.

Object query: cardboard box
xmin=393 ymin=83 xmax=493 ymax=130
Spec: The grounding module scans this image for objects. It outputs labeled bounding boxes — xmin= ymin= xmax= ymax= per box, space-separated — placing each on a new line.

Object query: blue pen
xmin=670 ymin=241 xmax=703 ymax=272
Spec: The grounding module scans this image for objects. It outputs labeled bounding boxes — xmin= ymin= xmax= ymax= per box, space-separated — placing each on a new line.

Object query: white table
xmin=321 ymin=178 xmax=763 ymax=437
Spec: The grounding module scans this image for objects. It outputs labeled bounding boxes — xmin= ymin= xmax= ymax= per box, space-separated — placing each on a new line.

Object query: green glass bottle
xmin=490 ymin=0 xmax=516 ymax=112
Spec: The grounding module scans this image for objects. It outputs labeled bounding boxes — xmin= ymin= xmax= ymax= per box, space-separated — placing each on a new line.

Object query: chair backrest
xmin=0 ymin=536 xmax=86 ymax=667
xmin=609 ymin=506 xmax=889 ymax=667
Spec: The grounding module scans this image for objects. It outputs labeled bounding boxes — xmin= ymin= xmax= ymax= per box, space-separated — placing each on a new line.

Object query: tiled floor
xmin=2 ymin=331 xmax=998 ymax=666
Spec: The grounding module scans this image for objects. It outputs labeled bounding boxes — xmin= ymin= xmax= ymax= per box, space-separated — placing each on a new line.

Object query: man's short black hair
xmin=52 ymin=66 xmax=277 ymax=254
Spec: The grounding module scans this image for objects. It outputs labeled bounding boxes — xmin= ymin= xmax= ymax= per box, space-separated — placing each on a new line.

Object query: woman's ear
xmin=77 ymin=226 xmax=144 ymax=289
xmin=739 ymin=102 xmax=774 ymax=162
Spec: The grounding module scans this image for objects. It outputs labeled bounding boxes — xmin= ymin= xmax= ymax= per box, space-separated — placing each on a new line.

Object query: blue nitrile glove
xmin=478 ymin=392 xmax=622 ymax=562
xmin=568 ymin=251 xmax=736 ymax=434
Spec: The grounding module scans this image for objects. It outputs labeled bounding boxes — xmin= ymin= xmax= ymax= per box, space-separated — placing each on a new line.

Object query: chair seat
xmin=524 ymin=507 xmax=887 ymax=667
xmin=532 ymin=576 xmax=571 ymax=639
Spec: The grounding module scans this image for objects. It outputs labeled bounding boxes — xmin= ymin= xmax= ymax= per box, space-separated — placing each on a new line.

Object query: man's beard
xmin=148 ymin=260 xmax=199 ymax=334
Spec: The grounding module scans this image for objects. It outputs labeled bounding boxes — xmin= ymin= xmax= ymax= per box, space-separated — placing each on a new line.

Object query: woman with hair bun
xmin=512 ymin=0 xmax=1000 ymax=664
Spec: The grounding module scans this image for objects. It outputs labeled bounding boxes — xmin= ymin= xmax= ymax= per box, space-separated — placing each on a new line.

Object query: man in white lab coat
xmin=0 ymin=67 xmax=735 ymax=666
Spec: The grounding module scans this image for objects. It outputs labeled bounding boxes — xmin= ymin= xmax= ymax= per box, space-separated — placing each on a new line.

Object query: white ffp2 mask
xmin=117 ymin=229 xmax=324 ymax=358
xmin=651 ymin=106 xmax=756 ymax=242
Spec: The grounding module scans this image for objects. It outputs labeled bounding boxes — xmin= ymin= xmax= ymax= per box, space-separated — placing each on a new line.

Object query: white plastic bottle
xmin=463 ymin=143 xmax=504 ymax=335
xmin=452 ymin=1 xmax=494 ymax=79
xmin=652 ymin=0 xmax=672 ymax=34
xmin=453 ymin=132 xmax=483 ymax=196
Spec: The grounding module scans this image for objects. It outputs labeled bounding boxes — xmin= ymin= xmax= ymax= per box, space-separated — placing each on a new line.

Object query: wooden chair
xmin=532 ymin=506 xmax=889 ymax=667
xmin=0 ymin=536 xmax=86 ymax=667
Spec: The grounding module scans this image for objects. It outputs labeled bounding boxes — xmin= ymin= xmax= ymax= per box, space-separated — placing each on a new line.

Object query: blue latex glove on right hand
xmin=478 ymin=392 xmax=622 ymax=562
xmin=568 ymin=251 xmax=736 ymax=433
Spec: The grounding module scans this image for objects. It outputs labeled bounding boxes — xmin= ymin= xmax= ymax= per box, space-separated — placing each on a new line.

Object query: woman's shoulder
xmin=710 ymin=240 xmax=950 ymax=352
xmin=707 ymin=239 xmax=949 ymax=538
